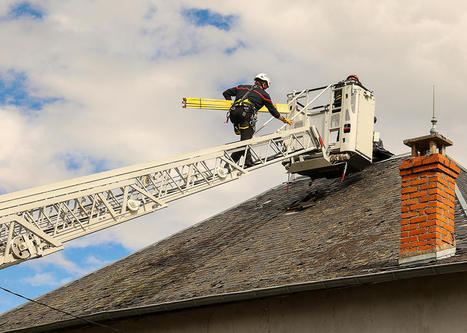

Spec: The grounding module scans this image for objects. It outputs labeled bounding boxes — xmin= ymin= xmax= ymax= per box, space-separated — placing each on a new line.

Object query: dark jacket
xmin=223 ymin=85 xmax=281 ymax=119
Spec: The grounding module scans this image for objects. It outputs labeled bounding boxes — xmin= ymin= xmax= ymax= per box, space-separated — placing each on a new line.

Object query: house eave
xmin=5 ymin=259 xmax=467 ymax=333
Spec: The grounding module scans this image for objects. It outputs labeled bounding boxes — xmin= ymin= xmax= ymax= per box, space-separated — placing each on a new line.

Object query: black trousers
xmin=231 ymin=125 xmax=255 ymax=166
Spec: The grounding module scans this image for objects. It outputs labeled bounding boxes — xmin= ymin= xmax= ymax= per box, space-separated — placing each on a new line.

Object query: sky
xmin=1 ymin=0 xmax=466 ymax=315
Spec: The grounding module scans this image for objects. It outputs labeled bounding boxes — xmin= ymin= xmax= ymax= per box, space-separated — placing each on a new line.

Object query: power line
xmin=0 ymin=286 xmax=125 ymax=333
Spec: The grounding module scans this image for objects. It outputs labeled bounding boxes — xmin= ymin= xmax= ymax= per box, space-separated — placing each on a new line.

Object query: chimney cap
xmin=403 ymin=133 xmax=453 ymax=157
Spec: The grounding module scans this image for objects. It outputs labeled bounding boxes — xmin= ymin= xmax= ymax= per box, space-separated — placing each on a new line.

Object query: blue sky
xmin=0 ymin=70 xmax=60 ymax=111
xmin=7 ymin=1 xmax=44 ymax=20
xmin=0 ymin=243 xmax=130 ymax=313
xmin=1 ymin=0 xmax=467 ymax=321
xmin=181 ymin=8 xmax=237 ymax=31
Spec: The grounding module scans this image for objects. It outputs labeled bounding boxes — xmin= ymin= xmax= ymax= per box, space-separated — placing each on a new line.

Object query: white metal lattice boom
xmin=0 ymin=126 xmax=321 ymax=269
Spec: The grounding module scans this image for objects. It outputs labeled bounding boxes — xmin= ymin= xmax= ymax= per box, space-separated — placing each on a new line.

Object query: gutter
xmin=5 ymin=260 xmax=467 ymax=333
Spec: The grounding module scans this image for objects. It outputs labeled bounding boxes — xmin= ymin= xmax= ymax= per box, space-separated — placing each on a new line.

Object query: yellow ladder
xmin=182 ymin=97 xmax=290 ymax=114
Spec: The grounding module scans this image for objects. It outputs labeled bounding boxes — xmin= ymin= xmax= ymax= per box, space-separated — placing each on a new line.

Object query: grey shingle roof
xmin=1 ymin=155 xmax=467 ymax=331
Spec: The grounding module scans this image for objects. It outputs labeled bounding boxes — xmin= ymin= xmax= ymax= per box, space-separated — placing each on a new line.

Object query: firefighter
xmin=223 ymin=73 xmax=291 ymax=167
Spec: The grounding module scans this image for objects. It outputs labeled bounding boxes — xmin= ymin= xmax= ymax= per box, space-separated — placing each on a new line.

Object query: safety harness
xmin=225 ymin=84 xmax=258 ymax=133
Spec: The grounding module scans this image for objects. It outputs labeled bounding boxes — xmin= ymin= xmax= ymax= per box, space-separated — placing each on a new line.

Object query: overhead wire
xmin=0 ymin=286 xmax=126 ymax=333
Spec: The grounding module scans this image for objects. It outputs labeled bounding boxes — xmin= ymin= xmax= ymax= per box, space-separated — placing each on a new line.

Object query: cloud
xmin=19 ymin=254 xmax=108 ymax=288
xmin=24 ymin=252 xmax=88 ymax=276
xmin=0 ymin=106 xmax=75 ymax=192
xmin=224 ymin=41 xmax=246 ymax=55
xmin=65 ymin=231 xmax=120 ymax=250
xmin=21 ymin=273 xmax=59 ymax=287
xmin=55 ymin=153 xmax=112 ymax=173
xmin=84 ymin=255 xmax=108 ymax=266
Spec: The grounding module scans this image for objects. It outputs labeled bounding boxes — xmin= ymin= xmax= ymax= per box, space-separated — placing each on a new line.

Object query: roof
xmin=1 ymin=155 xmax=467 ymax=332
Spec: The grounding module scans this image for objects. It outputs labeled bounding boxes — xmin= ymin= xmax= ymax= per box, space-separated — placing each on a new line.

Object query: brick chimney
xmin=399 ymin=133 xmax=460 ymax=265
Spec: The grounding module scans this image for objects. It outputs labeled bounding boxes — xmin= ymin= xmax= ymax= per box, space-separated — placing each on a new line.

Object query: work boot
xmin=244 ymin=158 xmax=255 ymax=168
xmin=244 ymin=150 xmax=255 ymax=168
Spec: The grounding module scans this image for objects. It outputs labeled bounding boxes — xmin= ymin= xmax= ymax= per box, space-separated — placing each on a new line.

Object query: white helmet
xmin=255 ymin=73 xmax=271 ymax=86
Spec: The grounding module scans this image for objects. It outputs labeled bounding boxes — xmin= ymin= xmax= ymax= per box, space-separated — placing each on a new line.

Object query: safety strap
xmin=235 ymin=84 xmax=257 ymax=107
xmin=225 ymin=84 xmax=258 ymax=124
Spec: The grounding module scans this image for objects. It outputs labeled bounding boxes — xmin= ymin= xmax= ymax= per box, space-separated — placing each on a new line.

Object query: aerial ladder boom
xmin=0 ymin=77 xmax=388 ymax=269
xmin=0 ymin=125 xmax=321 ymax=269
